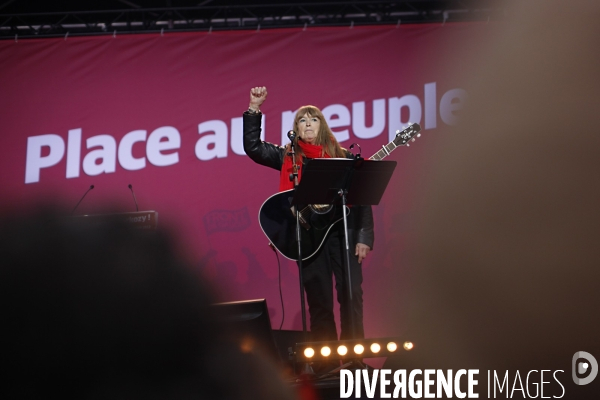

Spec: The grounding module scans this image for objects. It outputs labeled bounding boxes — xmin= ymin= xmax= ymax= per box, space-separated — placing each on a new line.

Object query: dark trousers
xmin=301 ymin=228 xmax=364 ymax=342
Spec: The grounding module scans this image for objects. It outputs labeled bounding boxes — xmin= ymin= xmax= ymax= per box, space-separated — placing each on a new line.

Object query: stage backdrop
xmin=0 ymin=23 xmax=491 ymax=338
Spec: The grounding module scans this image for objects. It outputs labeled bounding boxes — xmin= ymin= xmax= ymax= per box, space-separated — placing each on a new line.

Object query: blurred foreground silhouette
xmin=387 ymin=0 xmax=600 ymax=397
xmin=0 ymin=210 xmax=296 ymax=399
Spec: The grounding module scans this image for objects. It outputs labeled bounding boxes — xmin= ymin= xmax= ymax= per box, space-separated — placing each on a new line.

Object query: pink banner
xmin=0 ymin=23 xmax=490 ymax=336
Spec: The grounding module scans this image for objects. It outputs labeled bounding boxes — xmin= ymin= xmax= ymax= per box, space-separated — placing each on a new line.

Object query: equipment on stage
xmin=70 ymin=210 xmax=159 ymax=230
xmin=70 ymin=183 xmax=158 ymax=229
xmin=212 ymin=299 xmax=281 ymax=364
xmin=258 ymin=123 xmax=421 ymax=261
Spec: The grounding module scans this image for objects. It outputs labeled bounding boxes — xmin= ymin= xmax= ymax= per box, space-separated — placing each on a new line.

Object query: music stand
xmin=292 ymin=158 xmax=396 ymax=371
xmin=293 ymin=158 xmax=396 ymax=207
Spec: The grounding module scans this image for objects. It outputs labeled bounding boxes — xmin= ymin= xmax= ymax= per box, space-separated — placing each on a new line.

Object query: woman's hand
xmin=249 ymin=86 xmax=268 ymax=111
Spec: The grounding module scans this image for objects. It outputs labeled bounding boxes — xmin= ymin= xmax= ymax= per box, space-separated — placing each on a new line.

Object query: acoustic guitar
xmin=258 ymin=123 xmax=421 ymax=261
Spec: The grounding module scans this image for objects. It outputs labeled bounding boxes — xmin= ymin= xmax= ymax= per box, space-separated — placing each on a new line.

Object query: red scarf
xmin=279 ymin=140 xmax=331 ymax=192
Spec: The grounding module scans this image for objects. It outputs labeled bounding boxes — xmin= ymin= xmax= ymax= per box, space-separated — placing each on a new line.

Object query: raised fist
xmin=249 ymin=86 xmax=268 ymax=111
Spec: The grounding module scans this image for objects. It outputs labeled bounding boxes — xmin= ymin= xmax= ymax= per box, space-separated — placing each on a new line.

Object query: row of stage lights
xmin=294 ymin=338 xmax=413 ymax=362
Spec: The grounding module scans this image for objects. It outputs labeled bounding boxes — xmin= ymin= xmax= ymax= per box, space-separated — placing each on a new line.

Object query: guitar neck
xmin=367 ymin=123 xmax=421 ymax=160
xmin=369 ymin=141 xmax=398 ymax=161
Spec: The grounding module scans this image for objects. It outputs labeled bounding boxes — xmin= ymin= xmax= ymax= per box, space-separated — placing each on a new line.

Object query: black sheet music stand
xmin=293 ymin=158 xmax=397 ymax=207
xmin=292 ymin=158 xmax=396 ymax=372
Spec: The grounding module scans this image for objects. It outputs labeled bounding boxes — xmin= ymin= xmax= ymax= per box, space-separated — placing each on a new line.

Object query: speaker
xmin=212 ymin=299 xmax=280 ymax=364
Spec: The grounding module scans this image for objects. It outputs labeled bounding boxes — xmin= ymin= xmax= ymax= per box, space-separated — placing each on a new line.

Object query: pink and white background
xmin=0 ymin=23 xmax=490 ymax=337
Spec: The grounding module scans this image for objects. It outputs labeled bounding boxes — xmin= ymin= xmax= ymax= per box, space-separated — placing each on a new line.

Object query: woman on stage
xmin=243 ymin=86 xmax=374 ymax=348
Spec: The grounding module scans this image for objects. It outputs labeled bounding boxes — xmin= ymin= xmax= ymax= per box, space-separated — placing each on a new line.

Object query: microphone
xmin=72 ymin=185 xmax=94 ymax=215
xmin=128 ymin=184 xmax=139 ymax=212
xmin=287 ymin=130 xmax=296 ymax=142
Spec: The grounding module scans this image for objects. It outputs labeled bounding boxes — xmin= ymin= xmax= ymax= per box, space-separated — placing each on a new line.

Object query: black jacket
xmin=243 ymin=112 xmax=374 ymax=249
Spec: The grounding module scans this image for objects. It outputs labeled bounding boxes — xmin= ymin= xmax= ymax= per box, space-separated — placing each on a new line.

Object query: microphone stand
xmin=337 ymin=176 xmax=370 ymax=372
xmin=336 ymin=154 xmax=373 ymax=372
xmin=71 ymin=185 xmax=94 ymax=215
xmin=289 ymin=134 xmax=316 ymax=379
xmin=128 ymin=184 xmax=140 ymax=212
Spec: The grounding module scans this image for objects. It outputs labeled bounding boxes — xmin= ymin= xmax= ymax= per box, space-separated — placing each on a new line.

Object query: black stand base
xmin=339 ymin=359 xmax=374 ymax=373
xmin=298 ymin=362 xmax=316 ymax=380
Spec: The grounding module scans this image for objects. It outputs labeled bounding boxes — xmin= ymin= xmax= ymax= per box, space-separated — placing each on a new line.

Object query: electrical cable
xmin=269 ymin=243 xmax=285 ymax=331
xmin=275 ymin=246 xmax=285 ymax=331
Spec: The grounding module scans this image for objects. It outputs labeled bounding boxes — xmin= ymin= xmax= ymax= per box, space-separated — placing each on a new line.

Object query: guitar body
xmin=259 ymin=189 xmax=349 ymax=261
